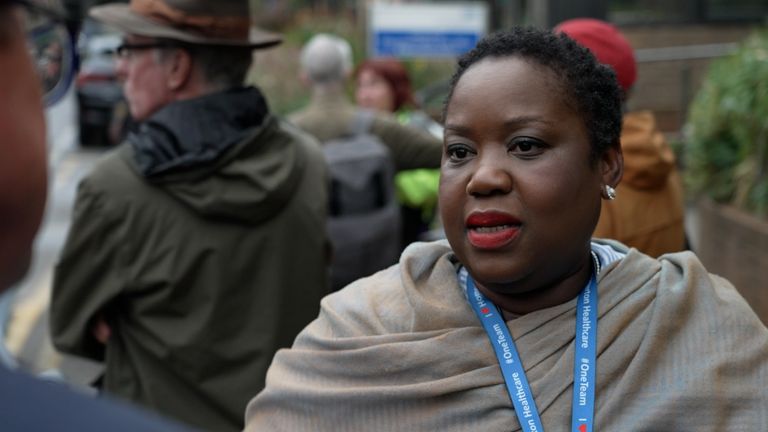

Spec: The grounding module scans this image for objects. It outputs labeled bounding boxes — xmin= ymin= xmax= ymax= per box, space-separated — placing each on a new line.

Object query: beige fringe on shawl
xmin=245 ymin=240 xmax=768 ymax=431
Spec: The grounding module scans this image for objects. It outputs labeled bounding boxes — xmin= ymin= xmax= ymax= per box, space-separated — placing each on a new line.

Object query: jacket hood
xmin=620 ymin=110 xmax=676 ymax=190
xmin=126 ymin=87 xmax=305 ymax=224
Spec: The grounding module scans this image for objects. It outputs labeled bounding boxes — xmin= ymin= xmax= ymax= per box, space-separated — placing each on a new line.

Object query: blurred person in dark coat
xmin=0 ymin=0 xmax=190 ymax=430
xmin=50 ymin=0 xmax=329 ymax=430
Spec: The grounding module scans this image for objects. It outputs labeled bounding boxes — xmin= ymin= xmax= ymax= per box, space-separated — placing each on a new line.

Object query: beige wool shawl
xmin=245 ymin=240 xmax=768 ymax=431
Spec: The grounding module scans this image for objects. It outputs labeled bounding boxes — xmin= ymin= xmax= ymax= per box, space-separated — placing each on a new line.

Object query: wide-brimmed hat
xmin=90 ymin=0 xmax=282 ymax=49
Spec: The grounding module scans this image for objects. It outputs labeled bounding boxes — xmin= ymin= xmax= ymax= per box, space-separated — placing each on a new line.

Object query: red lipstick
xmin=465 ymin=211 xmax=521 ymax=250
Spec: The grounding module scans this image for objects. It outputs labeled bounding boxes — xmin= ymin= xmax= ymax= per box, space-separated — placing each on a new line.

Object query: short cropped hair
xmin=299 ymin=33 xmax=352 ymax=85
xmin=444 ymin=27 xmax=622 ymax=164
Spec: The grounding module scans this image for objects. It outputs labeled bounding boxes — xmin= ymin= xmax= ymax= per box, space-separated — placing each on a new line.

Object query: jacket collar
xmin=129 ymin=86 xmax=269 ymax=178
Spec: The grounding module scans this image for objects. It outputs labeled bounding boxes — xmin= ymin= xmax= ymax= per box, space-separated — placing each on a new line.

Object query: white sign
xmin=368 ymin=1 xmax=489 ymax=59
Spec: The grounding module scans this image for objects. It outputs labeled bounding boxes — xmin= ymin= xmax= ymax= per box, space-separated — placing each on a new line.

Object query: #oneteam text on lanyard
xmin=461 ymin=252 xmax=599 ymax=432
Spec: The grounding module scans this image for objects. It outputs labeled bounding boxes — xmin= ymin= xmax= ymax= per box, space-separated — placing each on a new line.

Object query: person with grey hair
xmin=299 ymin=33 xmax=352 ymax=85
xmin=291 ymin=33 xmax=441 ymax=171
xmin=49 ymin=1 xmax=329 ymax=430
xmin=290 ymin=33 xmax=443 ymax=290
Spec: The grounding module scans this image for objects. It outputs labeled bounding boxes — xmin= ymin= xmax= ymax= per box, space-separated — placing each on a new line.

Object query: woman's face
xmin=440 ymin=56 xmax=619 ymax=301
xmin=355 ymin=68 xmax=396 ymax=113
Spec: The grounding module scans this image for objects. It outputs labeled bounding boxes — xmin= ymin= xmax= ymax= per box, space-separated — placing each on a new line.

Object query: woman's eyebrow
xmin=445 ymin=115 xmax=554 ymax=133
xmin=502 ymin=115 xmax=554 ymax=127
xmin=443 ymin=123 xmax=472 ymax=135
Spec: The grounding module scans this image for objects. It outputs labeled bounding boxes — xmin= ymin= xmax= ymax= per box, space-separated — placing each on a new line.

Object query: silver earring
xmin=604 ymin=185 xmax=617 ymax=200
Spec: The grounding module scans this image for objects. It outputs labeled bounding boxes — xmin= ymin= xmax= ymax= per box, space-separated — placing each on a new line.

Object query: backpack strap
xmin=349 ymin=109 xmax=376 ymax=136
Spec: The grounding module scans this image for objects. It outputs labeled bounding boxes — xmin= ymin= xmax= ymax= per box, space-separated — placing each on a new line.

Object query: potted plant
xmin=684 ymin=28 xmax=768 ymax=323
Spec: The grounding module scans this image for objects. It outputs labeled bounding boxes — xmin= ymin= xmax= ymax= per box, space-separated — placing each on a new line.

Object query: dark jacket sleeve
xmin=370 ymin=115 xmax=443 ymax=171
xmin=50 ymin=178 xmax=130 ymax=361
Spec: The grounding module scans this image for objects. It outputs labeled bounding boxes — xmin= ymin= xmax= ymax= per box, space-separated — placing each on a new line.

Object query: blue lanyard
xmin=461 ymin=255 xmax=599 ymax=432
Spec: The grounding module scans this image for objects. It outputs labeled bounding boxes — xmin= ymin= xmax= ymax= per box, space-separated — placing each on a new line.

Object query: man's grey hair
xmin=156 ymin=43 xmax=253 ymax=90
xmin=300 ymin=33 xmax=352 ymax=85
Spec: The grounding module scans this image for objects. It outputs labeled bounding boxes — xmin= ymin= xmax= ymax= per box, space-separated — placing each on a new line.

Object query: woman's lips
xmin=465 ymin=211 xmax=521 ymax=250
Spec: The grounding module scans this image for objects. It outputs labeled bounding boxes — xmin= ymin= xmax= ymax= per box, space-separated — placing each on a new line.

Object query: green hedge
xmin=685 ymin=29 xmax=768 ymax=218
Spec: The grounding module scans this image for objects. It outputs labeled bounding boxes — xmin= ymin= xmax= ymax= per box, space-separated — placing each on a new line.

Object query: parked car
xmin=76 ymin=19 xmax=130 ymax=147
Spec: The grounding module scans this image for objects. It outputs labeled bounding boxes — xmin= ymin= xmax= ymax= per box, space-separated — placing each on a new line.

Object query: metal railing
xmin=633 ymin=42 xmax=738 ymax=129
xmin=635 ymin=42 xmax=737 ymax=62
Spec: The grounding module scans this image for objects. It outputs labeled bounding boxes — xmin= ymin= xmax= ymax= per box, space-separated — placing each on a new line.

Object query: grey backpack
xmin=323 ymin=110 xmax=401 ymax=291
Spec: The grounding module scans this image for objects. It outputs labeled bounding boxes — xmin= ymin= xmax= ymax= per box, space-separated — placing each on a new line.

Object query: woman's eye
xmin=510 ymin=138 xmax=545 ymax=156
xmin=452 ymin=148 xmax=468 ymax=158
xmin=445 ymin=145 xmax=474 ymax=162
xmin=446 ymin=144 xmax=473 ymax=161
xmin=518 ymin=141 xmax=535 ymax=152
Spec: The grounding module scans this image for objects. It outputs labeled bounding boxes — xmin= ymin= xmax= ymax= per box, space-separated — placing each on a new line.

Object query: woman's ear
xmin=600 ymin=141 xmax=624 ymax=191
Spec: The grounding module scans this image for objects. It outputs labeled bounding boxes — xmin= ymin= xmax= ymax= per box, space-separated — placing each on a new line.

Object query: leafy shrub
xmin=685 ymin=29 xmax=768 ymax=218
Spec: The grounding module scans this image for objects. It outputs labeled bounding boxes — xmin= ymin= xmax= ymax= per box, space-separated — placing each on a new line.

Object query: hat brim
xmin=90 ymin=4 xmax=282 ymax=49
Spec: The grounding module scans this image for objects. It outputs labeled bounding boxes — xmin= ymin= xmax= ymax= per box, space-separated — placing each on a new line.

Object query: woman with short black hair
xmin=244 ymin=27 xmax=768 ymax=432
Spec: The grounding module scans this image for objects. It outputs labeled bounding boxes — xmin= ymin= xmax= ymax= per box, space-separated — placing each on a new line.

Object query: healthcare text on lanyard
xmin=461 ymin=253 xmax=599 ymax=432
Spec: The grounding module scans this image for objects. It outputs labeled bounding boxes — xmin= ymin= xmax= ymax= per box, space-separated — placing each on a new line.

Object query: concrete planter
xmin=696 ymin=198 xmax=768 ymax=325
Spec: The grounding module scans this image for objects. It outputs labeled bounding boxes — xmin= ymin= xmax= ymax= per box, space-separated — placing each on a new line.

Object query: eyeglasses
xmin=5 ymin=0 xmax=75 ymax=106
xmin=115 ymin=42 xmax=183 ymax=59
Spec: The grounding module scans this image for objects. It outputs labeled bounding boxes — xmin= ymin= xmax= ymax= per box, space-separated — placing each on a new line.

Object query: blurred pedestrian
xmin=0 ymin=0 xmax=190 ymax=430
xmin=355 ymin=58 xmax=443 ymax=248
xmin=291 ymin=33 xmax=442 ymax=290
xmin=49 ymin=1 xmax=329 ymax=430
xmin=291 ymin=34 xmax=441 ymax=168
xmin=556 ymin=18 xmax=687 ymax=257
xmin=355 ymin=57 xmax=442 ymax=137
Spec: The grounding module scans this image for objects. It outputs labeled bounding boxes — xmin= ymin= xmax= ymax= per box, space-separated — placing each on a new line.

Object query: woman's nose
xmin=466 ymin=154 xmax=513 ymax=197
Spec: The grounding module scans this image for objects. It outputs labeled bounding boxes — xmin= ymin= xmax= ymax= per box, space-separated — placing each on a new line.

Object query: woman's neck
xmin=475 ymin=254 xmax=595 ymax=317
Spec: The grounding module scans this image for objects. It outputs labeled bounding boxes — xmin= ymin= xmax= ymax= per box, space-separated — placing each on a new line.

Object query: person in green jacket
xmin=355 ymin=57 xmax=444 ymax=247
xmin=49 ymin=1 xmax=329 ymax=431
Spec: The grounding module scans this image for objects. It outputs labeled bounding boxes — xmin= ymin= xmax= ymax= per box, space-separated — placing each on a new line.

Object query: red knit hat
xmin=554 ymin=18 xmax=637 ymax=93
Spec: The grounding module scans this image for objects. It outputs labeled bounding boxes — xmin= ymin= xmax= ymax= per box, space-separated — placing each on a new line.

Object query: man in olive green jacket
xmin=50 ymin=1 xmax=328 ymax=431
